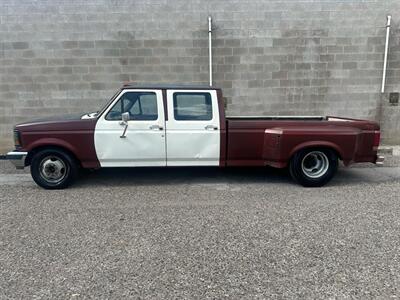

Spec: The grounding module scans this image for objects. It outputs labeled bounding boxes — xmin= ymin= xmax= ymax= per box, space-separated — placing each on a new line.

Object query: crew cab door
xmin=94 ymin=89 xmax=166 ymax=167
xmin=166 ymin=89 xmax=220 ymax=166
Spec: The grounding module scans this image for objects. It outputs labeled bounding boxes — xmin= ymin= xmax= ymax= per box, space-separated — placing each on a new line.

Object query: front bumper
xmin=6 ymin=151 xmax=28 ymax=169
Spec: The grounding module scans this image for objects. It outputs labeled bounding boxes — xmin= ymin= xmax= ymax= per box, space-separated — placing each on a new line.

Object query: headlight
xmin=13 ymin=129 xmax=22 ymax=149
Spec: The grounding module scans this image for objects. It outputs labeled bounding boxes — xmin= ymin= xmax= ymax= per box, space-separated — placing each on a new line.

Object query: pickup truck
xmin=6 ymin=84 xmax=384 ymax=189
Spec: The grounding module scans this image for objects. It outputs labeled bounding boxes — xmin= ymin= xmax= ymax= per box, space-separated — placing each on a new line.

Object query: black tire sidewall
xmin=30 ymin=149 xmax=78 ymax=189
xmin=289 ymin=148 xmax=338 ymax=187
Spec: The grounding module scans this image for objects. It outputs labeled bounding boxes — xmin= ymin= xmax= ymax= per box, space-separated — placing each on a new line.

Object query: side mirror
xmin=120 ymin=112 xmax=130 ymax=138
xmin=121 ymin=112 xmax=130 ymax=123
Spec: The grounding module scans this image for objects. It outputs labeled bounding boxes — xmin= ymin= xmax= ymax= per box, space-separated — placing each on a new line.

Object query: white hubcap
xmin=39 ymin=156 xmax=68 ymax=183
xmin=301 ymin=151 xmax=329 ymax=179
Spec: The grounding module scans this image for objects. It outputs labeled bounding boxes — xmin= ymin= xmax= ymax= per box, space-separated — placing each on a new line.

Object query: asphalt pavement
xmin=1 ymin=160 xmax=400 ymax=299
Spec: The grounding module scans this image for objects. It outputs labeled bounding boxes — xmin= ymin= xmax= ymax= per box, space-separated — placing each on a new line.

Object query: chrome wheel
xmin=39 ymin=156 xmax=68 ymax=183
xmin=301 ymin=151 xmax=329 ymax=179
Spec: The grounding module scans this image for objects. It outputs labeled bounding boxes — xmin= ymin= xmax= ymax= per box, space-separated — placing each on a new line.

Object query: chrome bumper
xmin=376 ymin=155 xmax=385 ymax=166
xmin=6 ymin=151 xmax=28 ymax=169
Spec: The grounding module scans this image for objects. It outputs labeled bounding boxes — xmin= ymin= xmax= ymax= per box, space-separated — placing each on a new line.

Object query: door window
xmin=173 ymin=92 xmax=212 ymax=121
xmin=106 ymin=92 xmax=158 ymax=121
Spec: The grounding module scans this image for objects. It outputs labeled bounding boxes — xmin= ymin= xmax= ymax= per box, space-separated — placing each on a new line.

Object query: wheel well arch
xmin=25 ymin=145 xmax=81 ymax=167
xmin=289 ymin=143 xmax=343 ymax=162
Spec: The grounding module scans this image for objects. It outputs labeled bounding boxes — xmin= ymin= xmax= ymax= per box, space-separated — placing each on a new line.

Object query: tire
xmin=289 ymin=148 xmax=338 ymax=187
xmin=30 ymin=148 xmax=78 ymax=189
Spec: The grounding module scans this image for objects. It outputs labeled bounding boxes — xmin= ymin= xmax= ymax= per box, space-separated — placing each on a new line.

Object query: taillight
xmin=373 ymin=130 xmax=380 ymax=151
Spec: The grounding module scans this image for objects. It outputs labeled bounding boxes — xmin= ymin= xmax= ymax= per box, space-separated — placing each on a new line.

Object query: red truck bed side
xmin=225 ymin=117 xmax=380 ymax=168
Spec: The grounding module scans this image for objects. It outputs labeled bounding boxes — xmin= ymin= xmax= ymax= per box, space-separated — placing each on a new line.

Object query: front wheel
xmin=30 ymin=149 xmax=78 ymax=189
xmin=289 ymin=148 xmax=338 ymax=187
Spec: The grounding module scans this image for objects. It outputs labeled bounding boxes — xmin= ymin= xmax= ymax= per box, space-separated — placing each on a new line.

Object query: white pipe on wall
xmin=208 ymin=16 xmax=213 ymax=87
xmin=381 ymin=15 xmax=392 ymax=94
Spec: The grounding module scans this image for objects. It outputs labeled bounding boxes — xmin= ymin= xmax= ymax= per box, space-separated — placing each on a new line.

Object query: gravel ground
xmin=1 ymin=159 xmax=400 ymax=299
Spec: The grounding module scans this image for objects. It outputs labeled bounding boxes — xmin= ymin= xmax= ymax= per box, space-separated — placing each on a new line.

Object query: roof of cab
xmin=121 ymin=83 xmax=220 ymax=90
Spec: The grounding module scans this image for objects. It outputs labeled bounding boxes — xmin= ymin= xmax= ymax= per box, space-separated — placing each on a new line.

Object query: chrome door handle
xmin=149 ymin=124 xmax=163 ymax=130
xmin=205 ymin=125 xmax=218 ymax=130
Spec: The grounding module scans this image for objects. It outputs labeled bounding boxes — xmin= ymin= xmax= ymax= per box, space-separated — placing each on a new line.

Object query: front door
xmin=95 ymin=89 xmax=166 ymax=167
xmin=166 ymin=89 xmax=220 ymax=166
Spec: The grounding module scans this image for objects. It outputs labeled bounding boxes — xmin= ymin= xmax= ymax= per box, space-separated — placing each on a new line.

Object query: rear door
xmin=94 ymin=89 xmax=166 ymax=167
xmin=166 ymin=89 xmax=220 ymax=166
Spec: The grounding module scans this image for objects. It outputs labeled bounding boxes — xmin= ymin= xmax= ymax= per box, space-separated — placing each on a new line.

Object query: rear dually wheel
xmin=289 ymin=148 xmax=338 ymax=187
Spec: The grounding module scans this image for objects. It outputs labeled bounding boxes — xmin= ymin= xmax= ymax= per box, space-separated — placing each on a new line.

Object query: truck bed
xmin=227 ymin=116 xmax=326 ymax=121
xmin=227 ymin=115 xmax=371 ymax=122
xmin=225 ymin=116 xmax=380 ymax=168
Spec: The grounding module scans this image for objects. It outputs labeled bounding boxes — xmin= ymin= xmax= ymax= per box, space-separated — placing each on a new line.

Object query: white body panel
xmin=166 ymin=90 xmax=220 ymax=166
xmin=94 ymin=89 xmax=166 ymax=167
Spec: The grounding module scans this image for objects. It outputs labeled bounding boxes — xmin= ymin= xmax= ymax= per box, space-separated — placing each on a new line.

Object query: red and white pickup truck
xmin=7 ymin=84 xmax=384 ymax=189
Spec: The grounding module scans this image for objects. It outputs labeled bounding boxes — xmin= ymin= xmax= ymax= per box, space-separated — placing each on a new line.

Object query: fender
xmin=289 ymin=140 xmax=345 ymax=161
xmin=24 ymin=136 xmax=100 ymax=168
xmin=27 ymin=137 xmax=79 ymax=155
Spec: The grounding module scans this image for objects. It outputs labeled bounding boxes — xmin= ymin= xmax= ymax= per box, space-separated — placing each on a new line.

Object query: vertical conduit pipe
xmin=381 ymin=15 xmax=392 ymax=93
xmin=208 ymin=16 xmax=213 ymax=87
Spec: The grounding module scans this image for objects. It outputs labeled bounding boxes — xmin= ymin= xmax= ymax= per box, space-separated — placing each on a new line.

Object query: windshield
xmin=97 ymin=89 xmax=122 ymax=118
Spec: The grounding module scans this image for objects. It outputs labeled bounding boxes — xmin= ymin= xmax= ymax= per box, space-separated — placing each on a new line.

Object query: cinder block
xmin=57 ymin=66 xmax=73 ymax=74
xmin=90 ymin=82 xmax=107 ymax=90
xmin=343 ymin=62 xmax=357 ymax=69
xmin=12 ymin=42 xmax=29 ymax=49
xmin=62 ymin=41 xmax=78 ymax=49
xmin=103 ymin=49 xmax=120 ymax=57
xmin=296 ymin=63 xmax=311 ymax=70
xmin=137 ymin=48 xmax=153 ymax=56
xmin=78 ymin=41 xmax=94 ymax=48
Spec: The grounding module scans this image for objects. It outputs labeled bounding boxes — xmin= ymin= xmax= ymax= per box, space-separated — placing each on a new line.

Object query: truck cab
xmin=94 ymin=85 xmax=223 ymax=167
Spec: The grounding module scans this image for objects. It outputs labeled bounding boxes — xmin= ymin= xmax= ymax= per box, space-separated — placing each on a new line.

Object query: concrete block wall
xmin=1 ymin=0 xmax=400 ymax=153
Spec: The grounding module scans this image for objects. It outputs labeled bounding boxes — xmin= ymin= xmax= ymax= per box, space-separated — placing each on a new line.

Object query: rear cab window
xmin=173 ymin=92 xmax=213 ymax=121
